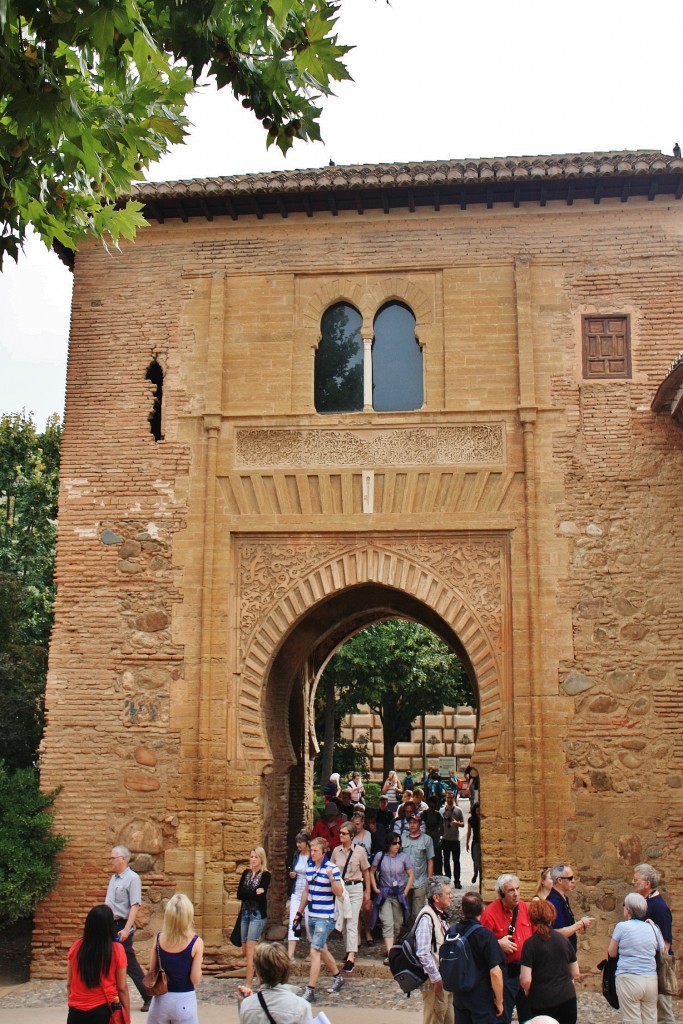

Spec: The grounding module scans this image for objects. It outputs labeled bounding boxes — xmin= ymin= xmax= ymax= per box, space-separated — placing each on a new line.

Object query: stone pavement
xmin=1 ymin=977 xmax=681 ymax=1023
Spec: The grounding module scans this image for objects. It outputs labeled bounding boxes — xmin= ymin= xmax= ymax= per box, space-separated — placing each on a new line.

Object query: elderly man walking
xmin=480 ymin=874 xmax=534 ymax=1024
xmin=105 ymin=845 xmax=150 ymax=1012
xmin=632 ymin=863 xmax=676 ymax=1024
xmin=415 ymin=876 xmax=455 ymax=1024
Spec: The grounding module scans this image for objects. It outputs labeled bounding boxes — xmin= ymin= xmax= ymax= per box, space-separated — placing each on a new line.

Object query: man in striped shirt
xmin=293 ymin=837 xmax=346 ymax=1003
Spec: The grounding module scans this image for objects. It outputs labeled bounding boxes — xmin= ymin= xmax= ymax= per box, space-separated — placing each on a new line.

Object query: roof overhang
xmin=651 ymin=354 xmax=683 ymax=427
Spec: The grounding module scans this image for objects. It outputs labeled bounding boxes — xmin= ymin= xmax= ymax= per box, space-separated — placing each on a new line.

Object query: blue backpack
xmin=439 ymin=920 xmax=482 ymax=993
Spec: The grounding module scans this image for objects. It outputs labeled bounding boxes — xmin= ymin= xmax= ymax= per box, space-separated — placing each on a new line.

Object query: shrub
xmin=0 ymin=763 xmax=67 ymax=927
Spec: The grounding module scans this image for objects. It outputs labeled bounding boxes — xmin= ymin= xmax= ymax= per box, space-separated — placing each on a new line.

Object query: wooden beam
xmin=513 ymin=185 xmax=521 ymax=209
xmin=566 ymin=183 xmax=575 ymax=206
xmin=460 ymin=188 xmax=467 ymax=211
xmin=594 ymin=183 xmax=602 ymax=205
xmin=252 ymin=197 xmax=263 ymax=219
xmin=648 ymin=178 xmax=658 ymax=201
xmin=225 ymin=196 xmax=238 ymax=221
xmin=432 ymin=187 xmax=440 ymax=211
xmin=408 ymin=189 xmax=415 ymax=213
xmin=175 ymin=200 xmax=188 ymax=223
xmin=381 ymin=189 xmax=390 ymax=214
xmin=147 ymin=201 xmax=164 ymax=224
xmin=355 ymin=194 xmax=364 ymax=215
xmin=198 ymin=197 xmax=213 ymax=222
xmin=540 ymin=185 xmax=547 ymax=208
xmin=277 ymin=197 xmax=288 ymax=219
xmin=676 ymin=177 xmax=683 ymax=200
xmin=327 ymin=194 xmax=338 ymax=216
xmin=621 ymin=181 xmax=630 ymax=203
xmin=487 ymin=187 xmax=494 ymax=209
xmin=303 ymin=195 xmax=313 ymax=218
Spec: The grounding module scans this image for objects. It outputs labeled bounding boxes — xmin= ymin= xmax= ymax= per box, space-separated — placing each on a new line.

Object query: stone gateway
xmin=35 ymin=151 xmax=683 ymax=977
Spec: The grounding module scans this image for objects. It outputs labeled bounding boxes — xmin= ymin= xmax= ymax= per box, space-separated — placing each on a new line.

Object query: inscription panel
xmin=234 ymin=425 xmax=505 ymax=468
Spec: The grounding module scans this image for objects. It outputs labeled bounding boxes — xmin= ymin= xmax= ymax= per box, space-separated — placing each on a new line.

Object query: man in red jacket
xmin=480 ymin=874 xmax=534 ymax=1024
xmin=311 ymin=802 xmax=344 ymax=851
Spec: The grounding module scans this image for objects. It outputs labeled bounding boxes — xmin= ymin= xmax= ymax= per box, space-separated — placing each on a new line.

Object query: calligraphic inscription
xmin=234 ymin=425 xmax=504 ymax=468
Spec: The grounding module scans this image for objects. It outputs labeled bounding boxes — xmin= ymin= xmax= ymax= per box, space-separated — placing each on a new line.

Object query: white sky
xmin=1 ymin=0 xmax=682 ymax=429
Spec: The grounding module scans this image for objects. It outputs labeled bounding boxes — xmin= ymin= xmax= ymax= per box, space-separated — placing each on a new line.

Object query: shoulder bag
xmin=333 ymin=850 xmax=354 ymax=931
xmin=257 ymin=991 xmax=280 ymax=1024
xmin=648 ymin=920 xmax=679 ymax=996
xmin=142 ymin=935 xmax=169 ymax=997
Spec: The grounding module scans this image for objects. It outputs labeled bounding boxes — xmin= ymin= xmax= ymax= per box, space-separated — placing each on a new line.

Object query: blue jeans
xmin=241 ymin=909 xmax=266 ymax=943
xmin=308 ymin=916 xmax=336 ymax=950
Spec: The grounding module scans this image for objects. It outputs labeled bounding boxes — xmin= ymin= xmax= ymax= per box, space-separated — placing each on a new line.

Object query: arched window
xmin=314 ymin=303 xmax=363 ymax=413
xmin=145 ymin=359 xmax=164 ymax=440
xmin=372 ymin=302 xmax=423 ymax=412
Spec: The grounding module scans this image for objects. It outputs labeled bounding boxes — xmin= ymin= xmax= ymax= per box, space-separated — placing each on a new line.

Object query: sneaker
xmin=342 ymin=959 xmax=355 ymax=974
xmin=302 ymin=987 xmax=316 ymax=1003
xmin=328 ymin=972 xmax=345 ymax=993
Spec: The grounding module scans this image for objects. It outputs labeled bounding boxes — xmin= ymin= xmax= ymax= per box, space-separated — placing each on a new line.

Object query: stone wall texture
xmin=34 ymin=191 xmax=683 ymax=985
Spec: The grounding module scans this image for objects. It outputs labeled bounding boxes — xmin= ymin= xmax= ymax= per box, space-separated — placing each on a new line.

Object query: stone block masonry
xmin=35 ymin=154 xmax=683 ymax=981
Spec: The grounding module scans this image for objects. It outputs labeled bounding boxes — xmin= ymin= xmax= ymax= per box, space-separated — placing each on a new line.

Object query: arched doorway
xmin=233 ymin=532 xmax=517 ymax=921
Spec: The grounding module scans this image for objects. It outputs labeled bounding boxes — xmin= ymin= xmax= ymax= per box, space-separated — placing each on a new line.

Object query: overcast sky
xmin=2 ymin=0 xmax=682 ymax=429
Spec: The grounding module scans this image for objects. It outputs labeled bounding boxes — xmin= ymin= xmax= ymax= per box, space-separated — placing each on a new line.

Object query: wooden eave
xmin=651 ymin=357 xmax=683 ymax=428
xmin=133 ymin=171 xmax=683 ymax=226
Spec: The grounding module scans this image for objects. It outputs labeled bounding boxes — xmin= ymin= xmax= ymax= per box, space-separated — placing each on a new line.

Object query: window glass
xmin=372 ymin=302 xmax=423 ymax=411
xmin=315 ymin=303 xmax=363 ymax=413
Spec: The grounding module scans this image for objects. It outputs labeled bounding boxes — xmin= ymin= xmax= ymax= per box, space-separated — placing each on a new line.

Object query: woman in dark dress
xmin=520 ymin=899 xmax=579 ymax=1024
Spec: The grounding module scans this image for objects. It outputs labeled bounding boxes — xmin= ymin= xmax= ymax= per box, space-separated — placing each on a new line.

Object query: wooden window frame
xmin=581 ymin=315 xmax=631 ymax=380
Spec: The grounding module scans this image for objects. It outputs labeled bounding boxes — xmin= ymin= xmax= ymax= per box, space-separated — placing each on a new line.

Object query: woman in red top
xmin=67 ymin=904 xmax=130 ymax=1024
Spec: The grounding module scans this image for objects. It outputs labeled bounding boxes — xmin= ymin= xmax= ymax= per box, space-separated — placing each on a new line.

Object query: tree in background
xmin=317 ymin=618 xmax=474 ymax=780
xmin=0 ymin=0 xmax=352 ymax=264
xmin=0 ymin=412 xmax=66 ymax=927
xmin=0 ymin=762 xmax=66 ymax=927
xmin=0 ymin=412 xmax=61 ymax=769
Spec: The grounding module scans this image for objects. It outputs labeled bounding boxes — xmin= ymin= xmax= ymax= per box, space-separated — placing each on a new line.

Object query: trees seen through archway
xmin=316 ymin=618 xmax=474 ymax=782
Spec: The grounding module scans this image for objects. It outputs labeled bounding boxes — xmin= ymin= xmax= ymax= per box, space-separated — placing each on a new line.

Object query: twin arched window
xmin=314 ymin=301 xmax=423 ymax=414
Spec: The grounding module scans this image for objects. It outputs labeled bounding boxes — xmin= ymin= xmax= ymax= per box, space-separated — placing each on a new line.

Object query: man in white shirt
xmin=105 ymin=845 xmax=149 ymax=1011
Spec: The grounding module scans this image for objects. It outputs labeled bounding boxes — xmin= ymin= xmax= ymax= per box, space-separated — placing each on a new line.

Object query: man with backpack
xmin=414 ymin=876 xmax=455 ymax=1024
xmin=441 ymin=891 xmax=504 ymax=1024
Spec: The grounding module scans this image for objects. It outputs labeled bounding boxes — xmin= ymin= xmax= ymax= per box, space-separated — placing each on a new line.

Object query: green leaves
xmin=0 ymin=762 xmax=67 ymax=927
xmin=0 ymin=0 xmax=354 ymax=264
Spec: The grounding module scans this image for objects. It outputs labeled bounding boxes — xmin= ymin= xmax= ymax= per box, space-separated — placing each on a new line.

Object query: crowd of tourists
xmin=65 ymin=777 xmax=675 ymax=1024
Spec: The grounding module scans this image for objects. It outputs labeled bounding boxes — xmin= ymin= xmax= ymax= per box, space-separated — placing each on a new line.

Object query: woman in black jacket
xmin=237 ymin=847 xmax=271 ymax=988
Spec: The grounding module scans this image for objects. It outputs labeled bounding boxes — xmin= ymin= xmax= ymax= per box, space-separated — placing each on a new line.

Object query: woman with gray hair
xmin=607 ymin=892 xmax=664 ymax=1024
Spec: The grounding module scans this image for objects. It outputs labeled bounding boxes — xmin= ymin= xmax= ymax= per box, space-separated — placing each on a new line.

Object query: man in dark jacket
xmin=444 ymin=891 xmax=504 ymax=1024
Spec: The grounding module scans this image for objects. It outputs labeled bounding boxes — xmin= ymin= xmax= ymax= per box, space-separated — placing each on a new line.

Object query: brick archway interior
xmin=234 ymin=534 xmax=511 ymax=916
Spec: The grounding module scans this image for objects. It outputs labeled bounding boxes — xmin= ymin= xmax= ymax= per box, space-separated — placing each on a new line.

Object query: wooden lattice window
xmin=582 ymin=315 xmax=631 ymax=379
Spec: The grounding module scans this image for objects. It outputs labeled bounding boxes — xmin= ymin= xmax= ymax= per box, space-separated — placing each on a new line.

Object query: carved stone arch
xmin=235 ymin=534 xmax=508 ymax=771
xmin=366 ymin=276 xmax=433 ymax=328
xmin=302 ymin=279 xmax=368 ymax=338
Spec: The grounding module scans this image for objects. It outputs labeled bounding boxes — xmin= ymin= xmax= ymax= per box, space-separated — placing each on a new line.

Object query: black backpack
xmin=388 ymin=909 xmax=436 ymax=995
xmin=439 ymin=920 xmax=482 ymax=993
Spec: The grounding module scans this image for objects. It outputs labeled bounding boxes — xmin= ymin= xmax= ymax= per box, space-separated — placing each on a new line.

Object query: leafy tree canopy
xmin=320 ymin=618 xmax=475 ymax=777
xmin=0 ymin=0 xmax=352 ymax=264
xmin=0 ymin=412 xmax=61 ymax=769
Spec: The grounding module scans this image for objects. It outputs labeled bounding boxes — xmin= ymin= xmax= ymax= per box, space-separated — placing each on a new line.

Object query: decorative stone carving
xmin=235 ymin=534 xmax=509 ymax=767
xmin=234 ymin=425 xmax=505 ymax=468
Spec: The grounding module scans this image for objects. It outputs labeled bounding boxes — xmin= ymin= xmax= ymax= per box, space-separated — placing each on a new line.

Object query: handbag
xmin=333 ymin=849 xmax=355 ymax=930
xmin=648 ymin=920 xmax=679 ymax=996
xmin=142 ymin=935 xmax=169 ymax=997
xmin=597 ymin=956 xmax=619 ymax=1009
xmin=109 ymin=1004 xmax=130 ymax=1024
xmin=230 ymin=910 xmax=243 ymax=948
